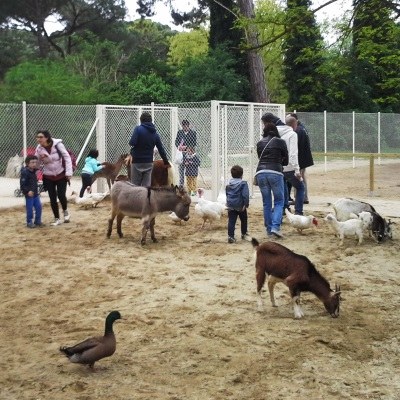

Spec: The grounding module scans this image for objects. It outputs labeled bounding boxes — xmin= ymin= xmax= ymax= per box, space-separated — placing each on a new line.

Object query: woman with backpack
xmin=35 ymin=130 xmax=73 ymax=226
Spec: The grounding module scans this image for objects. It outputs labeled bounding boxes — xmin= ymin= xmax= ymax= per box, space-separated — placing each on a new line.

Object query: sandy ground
xmin=0 ymin=163 xmax=399 ymax=400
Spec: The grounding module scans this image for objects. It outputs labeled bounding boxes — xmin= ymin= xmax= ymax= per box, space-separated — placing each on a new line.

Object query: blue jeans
xmin=284 ymin=171 xmax=305 ymax=215
xmin=257 ymin=172 xmax=285 ymax=234
xmin=25 ymin=195 xmax=42 ymax=225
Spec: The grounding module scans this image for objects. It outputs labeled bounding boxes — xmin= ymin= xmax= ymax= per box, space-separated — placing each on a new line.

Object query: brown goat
xmin=251 ymin=239 xmax=341 ymax=319
xmin=92 ymin=154 xmax=129 ymax=191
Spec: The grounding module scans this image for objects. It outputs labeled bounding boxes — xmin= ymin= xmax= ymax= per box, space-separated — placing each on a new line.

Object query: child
xmin=184 ymin=147 xmax=201 ymax=196
xmin=225 ymin=165 xmax=250 ymax=243
xmin=20 ymin=155 xmax=43 ymax=228
xmin=80 ymin=149 xmax=104 ymax=197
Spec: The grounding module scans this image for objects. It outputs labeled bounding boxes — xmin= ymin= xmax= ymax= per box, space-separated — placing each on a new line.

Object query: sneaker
xmin=51 ymin=218 xmax=62 ymax=226
xmin=303 ymin=200 xmax=309 ymax=204
xmin=241 ymin=233 xmax=251 ymax=241
xmin=271 ymin=229 xmax=284 ymax=239
xmin=27 ymin=222 xmax=36 ymax=228
xmin=63 ymin=210 xmax=70 ymax=223
xmin=35 ymin=223 xmax=45 ymax=227
xmin=228 ymin=237 xmax=236 ymax=244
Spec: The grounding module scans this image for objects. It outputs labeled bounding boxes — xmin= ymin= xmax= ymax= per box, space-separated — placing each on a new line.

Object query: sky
xmin=124 ymin=0 xmax=352 ymax=29
xmin=44 ymin=0 xmax=352 ymax=36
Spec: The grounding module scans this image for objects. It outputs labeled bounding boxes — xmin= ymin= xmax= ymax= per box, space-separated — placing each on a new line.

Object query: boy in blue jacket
xmin=20 ymin=155 xmax=43 ymax=228
xmin=226 ymin=165 xmax=250 ymax=243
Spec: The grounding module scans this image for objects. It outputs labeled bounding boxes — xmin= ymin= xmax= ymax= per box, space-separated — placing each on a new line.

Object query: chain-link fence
xmin=1 ymin=102 xmax=400 ymax=201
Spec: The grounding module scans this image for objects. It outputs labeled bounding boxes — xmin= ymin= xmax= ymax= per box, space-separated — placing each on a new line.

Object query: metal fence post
xmin=211 ymin=100 xmax=219 ymax=201
xmin=96 ymin=105 xmax=106 ymax=192
xmin=369 ymin=154 xmax=375 ymax=196
xmin=22 ymin=101 xmax=27 ymax=159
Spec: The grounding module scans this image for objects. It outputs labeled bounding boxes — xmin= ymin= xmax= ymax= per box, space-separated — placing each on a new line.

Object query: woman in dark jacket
xmin=255 ymin=122 xmax=288 ymax=238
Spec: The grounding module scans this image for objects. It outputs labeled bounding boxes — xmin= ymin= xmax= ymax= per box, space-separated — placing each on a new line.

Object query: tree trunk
xmin=237 ymin=0 xmax=269 ymax=103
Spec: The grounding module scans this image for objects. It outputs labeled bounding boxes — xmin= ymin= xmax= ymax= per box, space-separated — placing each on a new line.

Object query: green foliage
xmin=0 ymin=28 xmax=37 ymax=79
xmin=167 ymin=29 xmax=209 ymax=68
xmin=0 ymin=60 xmax=92 ymax=104
xmin=283 ymin=0 xmax=326 ymax=111
xmin=351 ymin=0 xmax=400 ymax=112
xmin=172 ymin=46 xmax=249 ymax=102
xmin=123 ymin=19 xmax=175 ymax=78
xmin=253 ymin=0 xmax=287 ymax=103
xmin=122 ymin=73 xmax=172 ymax=104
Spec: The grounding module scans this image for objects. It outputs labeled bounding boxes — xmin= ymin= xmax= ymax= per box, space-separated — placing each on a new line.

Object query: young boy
xmin=225 ymin=165 xmax=250 ymax=243
xmin=20 ymin=155 xmax=43 ymax=228
xmin=184 ymin=147 xmax=201 ymax=196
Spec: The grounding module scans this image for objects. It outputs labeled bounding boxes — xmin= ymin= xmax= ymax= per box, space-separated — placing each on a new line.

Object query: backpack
xmin=55 ymin=143 xmax=77 ymax=173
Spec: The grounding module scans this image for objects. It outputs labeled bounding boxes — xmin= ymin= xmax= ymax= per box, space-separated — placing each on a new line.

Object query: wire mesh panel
xmin=25 ymin=104 xmax=96 ymax=172
xmin=1 ymin=103 xmax=399 ymax=202
xmin=0 ymin=103 xmax=23 ymax=176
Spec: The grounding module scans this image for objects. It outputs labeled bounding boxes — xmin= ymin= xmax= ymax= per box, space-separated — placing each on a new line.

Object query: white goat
xmin=358 ymin=211 xmax=373 ymax=237
xmin=324 ymin=213 xmax=364 ymax=246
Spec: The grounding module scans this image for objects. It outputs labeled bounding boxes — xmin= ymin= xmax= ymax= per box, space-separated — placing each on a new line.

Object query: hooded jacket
xmin=20 ymin=166 xmax=39 ymax=196
xmin=225 ymin=178 xmax=250 ymax=211
xmin=129 ymin=122 xmax=169 ymax=164
xmin=82 ymin=156 xmax=103 ymax=175
xmin=35 ymin=138 xmax=73 ymax=178
xmin=276 ymin=124 xmax=300 ymax=173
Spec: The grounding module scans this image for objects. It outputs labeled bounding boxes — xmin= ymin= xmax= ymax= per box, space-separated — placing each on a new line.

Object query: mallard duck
xmin=60 ymin=311 xmax=121 ymax=369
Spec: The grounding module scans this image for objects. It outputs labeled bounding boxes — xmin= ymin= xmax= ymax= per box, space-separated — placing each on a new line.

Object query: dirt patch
xmin=0 ymin=164 xmax=399 ymax=400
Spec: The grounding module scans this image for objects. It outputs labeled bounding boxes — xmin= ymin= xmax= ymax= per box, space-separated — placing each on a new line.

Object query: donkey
xmin=92 ymin=154 xmax=129 ymax=191
xmin=107 ymin=182 xmax=191 ymax=245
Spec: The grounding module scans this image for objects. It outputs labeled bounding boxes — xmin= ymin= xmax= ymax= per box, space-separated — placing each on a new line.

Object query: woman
xmin=80 ymin=149 xmax=103 ymax=197
xmin=255 ymin=122 xmax=288 ymax=238
xmin=35 ymin=130 xmax=73 ymax=226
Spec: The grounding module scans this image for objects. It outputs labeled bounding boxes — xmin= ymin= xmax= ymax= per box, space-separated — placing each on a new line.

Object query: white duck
xmin=88 ymin=190 xmax=110 ymax=207
xmin=70 ymin=190 xmax=109 ymax=209
xmin=70 ymin=191 xmax=96 ymax=209
xmin=195 ymin=188 xmax=225 ymax=229
xmin=285 ymin=208 xmax=318 ymax=233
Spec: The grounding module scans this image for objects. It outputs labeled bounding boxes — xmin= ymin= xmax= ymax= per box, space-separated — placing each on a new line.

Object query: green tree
xmin=0 ymin=28 xmax=37 ymax=79
xmin=253 ymin=0 xmax=287 ymax=103
xmin=122 ymin=73 xmax=172 ymax=104
xmin=172 ymin=45 xmax=249 ymax=102
xmin=122 ymin=19 xmax=176 ymax=79
xmin=0 ymin=60 xmax=91 ymax=104
xmin=0 ymin=0 xmax=126 ymax=58
xmin=351 ymin=0 xmax=400 ymax=112
xmin=167 ymin=29 xmax=209 ymax=68
xmin=283 ymin=0 xmax=326 ymax=111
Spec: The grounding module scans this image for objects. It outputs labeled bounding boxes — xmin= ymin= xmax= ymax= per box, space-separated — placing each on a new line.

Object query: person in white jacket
xmin=261 ymin=113 xmax=305 ymax=215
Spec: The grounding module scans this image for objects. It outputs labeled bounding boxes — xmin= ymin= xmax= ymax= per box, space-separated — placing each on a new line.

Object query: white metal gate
xmin=96 ymin=101 xmax=285 ymax=198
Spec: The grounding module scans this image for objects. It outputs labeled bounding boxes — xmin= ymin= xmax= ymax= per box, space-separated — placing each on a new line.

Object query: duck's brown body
xmin=60 ymin=311 xmax=121 ymax=368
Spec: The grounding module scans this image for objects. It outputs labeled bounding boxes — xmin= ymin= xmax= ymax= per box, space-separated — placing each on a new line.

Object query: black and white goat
xmin=251 ymin=239 xmax=341 ymax=319
xmin=331 ymin=198 xmax=393 ymax=243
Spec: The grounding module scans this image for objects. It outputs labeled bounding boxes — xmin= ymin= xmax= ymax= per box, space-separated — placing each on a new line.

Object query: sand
xmin=0 ymin=163 xmax=399 ymax=400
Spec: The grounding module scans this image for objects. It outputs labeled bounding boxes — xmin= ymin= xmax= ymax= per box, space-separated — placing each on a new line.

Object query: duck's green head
xmin=107 ymin=311 xmax=122 ymax=323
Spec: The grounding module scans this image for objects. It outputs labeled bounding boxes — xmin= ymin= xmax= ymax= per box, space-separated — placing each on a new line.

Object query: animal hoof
xmin=152 ymin=238 xmax=158 ymax=243
xmin=141 ymin=240 xmax=146 ymax=246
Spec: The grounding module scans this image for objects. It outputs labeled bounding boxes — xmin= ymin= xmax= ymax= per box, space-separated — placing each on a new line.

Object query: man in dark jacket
xmin=129 ymin=112 xmax=170 ymax=186
xmin=287 ymin=113 xmax=314 ymax=203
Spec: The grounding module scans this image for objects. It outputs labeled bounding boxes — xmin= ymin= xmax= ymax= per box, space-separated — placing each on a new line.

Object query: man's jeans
xmin=284 ymin=171 xmax=305 ymax=215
